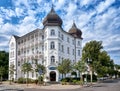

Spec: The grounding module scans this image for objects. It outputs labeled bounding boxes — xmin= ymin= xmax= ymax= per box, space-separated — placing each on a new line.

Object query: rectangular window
xmin=67 ymin=47 xmax=69 ymax=54
xmin=58 ymin=31 xmax=60 ymax=37
xmin=61 ymin=34 xmax=64 ymax=40
xmin=42 ymin=35 xmax=44 ymax=40
xmin=78 ymin=50 xmax=80 ymax=56
xmin=42 ymin=45 xmax=44 ymax=51
xmin=59 ymin=43 xmax=61 ymax=51
xmin=67 ymin=37 xmax=69 ymax=43
xmin=18 ymin=61 xmax=20 ymax=66
xmin=73 ymin=49 xmax=74 ymax=55
xmin=61 ymin=45 xmax=64 ymax=52
xmin=78 ymin=41 xmax=80 ymax=46
xmin=72 ymin=39 xmax=74 ymax=45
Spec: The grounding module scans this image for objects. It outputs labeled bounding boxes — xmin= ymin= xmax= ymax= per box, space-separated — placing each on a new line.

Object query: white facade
xmin=9 ymin=8 xmax=82 ymax=82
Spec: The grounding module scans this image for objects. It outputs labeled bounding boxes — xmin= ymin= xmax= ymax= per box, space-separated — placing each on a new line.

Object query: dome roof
xmin=43 ymin=7 xmax=63 ymax=26
xmin=68 ymin=23 xmax=82 ymax=39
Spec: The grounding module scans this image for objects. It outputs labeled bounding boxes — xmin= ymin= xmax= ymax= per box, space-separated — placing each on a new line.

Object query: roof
xmin=68 ymin=23 xmax=82 ymax=39
xmin=42 ymin=7 xmax=63 ymax=26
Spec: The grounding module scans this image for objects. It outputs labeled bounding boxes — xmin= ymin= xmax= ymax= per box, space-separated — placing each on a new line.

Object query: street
xmin=0 ymin=79 xmax=120 ymax=91
xmin=24 ymin=79 xmax=120 ymax=91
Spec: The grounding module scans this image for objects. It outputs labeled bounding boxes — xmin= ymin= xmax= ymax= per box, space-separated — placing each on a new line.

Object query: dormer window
xmin=51 ymin=29 xmax=55 ymax=36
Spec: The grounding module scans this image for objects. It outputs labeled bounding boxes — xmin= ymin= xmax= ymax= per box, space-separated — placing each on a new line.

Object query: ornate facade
xmin=9 ymin=7 xmax=83 ymax=82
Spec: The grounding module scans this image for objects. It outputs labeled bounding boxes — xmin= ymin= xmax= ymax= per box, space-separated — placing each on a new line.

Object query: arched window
xmin=51 ymin=29 xmax=55 ymax=36
xmin=51 ymin=56 xmax=55 ymax=64
xmin=50 ymin=41 xmax=55 ymax=49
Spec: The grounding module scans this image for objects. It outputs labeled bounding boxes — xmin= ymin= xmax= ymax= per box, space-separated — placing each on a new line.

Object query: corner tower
xmin=43 ymin=7 xmax=63 ymax=26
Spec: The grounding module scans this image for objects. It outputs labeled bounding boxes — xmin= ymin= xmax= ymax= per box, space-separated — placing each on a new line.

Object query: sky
xmin=0 ymin=0 xmax=120 ymax=64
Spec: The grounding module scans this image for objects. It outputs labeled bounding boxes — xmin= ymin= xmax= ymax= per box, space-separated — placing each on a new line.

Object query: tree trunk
xmin=0 ymin=75 xmax=2 ymax=84
xmin=80 ymin=73 xmax=83 ymax=86
xmin=26 ymin=72 xmax=28 ymax=86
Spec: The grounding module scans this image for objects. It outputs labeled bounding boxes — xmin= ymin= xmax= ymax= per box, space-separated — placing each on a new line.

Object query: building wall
xmin=9 ymin=36 xmax=17 ymax=80
xmin=9 ymin=26 xmax=82 ymax=82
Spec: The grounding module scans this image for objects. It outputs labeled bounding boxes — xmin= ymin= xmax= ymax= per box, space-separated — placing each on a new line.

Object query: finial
xmin=72 ymin=20 xmax=76 ymax=28
xmin=50 ymin=3 xmax=55 ymax=13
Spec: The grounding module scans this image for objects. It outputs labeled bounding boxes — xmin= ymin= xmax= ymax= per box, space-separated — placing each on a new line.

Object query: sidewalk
xmin=1 ymin=81 xmax=81 ymax=90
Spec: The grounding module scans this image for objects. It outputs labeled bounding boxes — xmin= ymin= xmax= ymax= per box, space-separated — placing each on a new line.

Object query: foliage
xmin=0 ymin=51 xmax=9 ymax=80
xmin=21 ymin=62 xmax=32 ymax=86
xmin=38 ymin=76 xmax=44 ymax=84
xmin=0 ymin=66 xmax=5 ymax=83
xmin=57 ymin=59 xmax=71 ymax=78
xmin=35 ymin=64 xmax=46 ymax=75
xmin=9 ymin=64 xmax=15 ymax=84
xmin=82 ymin=40 xmax=116 ymax=78
xmin=17 ymin=77 xmax=36 ymax=84
xmin=74 ymin=60 xmax=86 ymax=84
xmin=17 ymin=77 xmax=26 ymax=83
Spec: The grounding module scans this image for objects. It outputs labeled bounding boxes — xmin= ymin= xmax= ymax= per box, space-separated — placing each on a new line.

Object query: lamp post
xmin=87 ymin=58 xmax=92 ymax=86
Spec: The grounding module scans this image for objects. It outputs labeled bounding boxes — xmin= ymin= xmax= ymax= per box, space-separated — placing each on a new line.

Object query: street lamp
xmin=87 ymin=58 xmax=92 ymax=86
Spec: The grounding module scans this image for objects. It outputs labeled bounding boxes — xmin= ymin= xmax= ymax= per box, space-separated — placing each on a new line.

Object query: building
xmin=9 ymin=7 xmax=83 ymax=82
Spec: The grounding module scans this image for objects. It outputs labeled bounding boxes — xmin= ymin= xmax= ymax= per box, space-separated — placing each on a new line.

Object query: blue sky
xmin=0 ymin=0 xmax=120 ymax=64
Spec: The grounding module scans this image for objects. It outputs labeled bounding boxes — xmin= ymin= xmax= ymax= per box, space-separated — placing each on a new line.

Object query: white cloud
xmin=96 ymin=0 xmax=115 ymax=14
xmin=80 ymin=0 xmax=93 ymax=6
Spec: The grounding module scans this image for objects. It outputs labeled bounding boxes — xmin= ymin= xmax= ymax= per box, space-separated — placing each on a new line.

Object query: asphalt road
xmin=24 ymin=79 xmax=120 ymax=91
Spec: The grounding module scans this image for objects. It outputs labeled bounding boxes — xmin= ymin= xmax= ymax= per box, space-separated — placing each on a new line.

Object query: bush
xmin=38 ymin=76 xmax=44 ymax=84
xmin=17 ymin=77 xmax=26 ymax=84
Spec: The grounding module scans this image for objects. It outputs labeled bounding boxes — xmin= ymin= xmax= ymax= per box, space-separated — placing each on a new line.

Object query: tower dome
xmin=68 ymin=22 xmax=82 ymax=39
xmin=43 ymin=7 xmax=63 ymax=26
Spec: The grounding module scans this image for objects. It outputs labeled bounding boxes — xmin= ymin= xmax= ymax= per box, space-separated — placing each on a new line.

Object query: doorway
xmin=50 ymin=71 xmax=56 ymax=81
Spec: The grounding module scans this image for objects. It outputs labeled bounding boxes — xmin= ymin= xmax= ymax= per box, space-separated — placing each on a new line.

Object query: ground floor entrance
xmin=50 ymin=71 xmax=56 ymax=81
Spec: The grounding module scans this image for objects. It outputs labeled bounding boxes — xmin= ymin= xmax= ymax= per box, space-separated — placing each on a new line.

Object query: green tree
xmin=9 ymin=64 xmax=15 ymax=84
xmin=82 ymin=40 xmax=103 ymax=84
xmin=57 ymin=59 xmax=71 ymax=78
xmin=35 ymin=63 xmax=46 ymax=84
xmin=0 ymin=66 xmax=5 ymax=84
xmin=21 ymin=62 xmax=32 ymax=86
xmin=74 ymin=60 xmax=86 ymax=85
xmin=0 ymin=51 xmax=9 ymax=80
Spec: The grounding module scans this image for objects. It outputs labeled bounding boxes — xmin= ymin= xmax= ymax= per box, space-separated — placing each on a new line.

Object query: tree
xmin=0 ymin=66 xmax=5 ymax=84
xmin=74 ymin=60 xmax=86 ymax=85
xmin=9 ymin=64 xmax=15 ymax=84
xmin=21 ymin=62 xmax=32 ymax=86
xmin=57 ymin=59 xmax=71 ymax=78
xmin=35 ymin=64 xmax=46 ymax=84
xmin=0 ymin=51 xmax=9 ymax=80
xmin=82 ymin=40 xmax=103 ymax=84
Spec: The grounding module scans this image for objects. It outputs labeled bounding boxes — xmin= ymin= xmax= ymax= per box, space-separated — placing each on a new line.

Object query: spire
xmin=72 ymin=20 xmax=77 ymax=28
xmin=50 ymin=4 xmax=55 ymax=14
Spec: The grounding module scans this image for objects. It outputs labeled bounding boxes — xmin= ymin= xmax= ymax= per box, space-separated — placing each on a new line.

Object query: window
xmin=59 ymin=43 xmax=61 ymax=51
xmin=78 ymin=41 xmax=80 ymax=46
xmin=61 ymin=34 xmax=64 ymax=40
xmin=18 ymin=51 xmax=20 ymax=55
xmin=78 ymin=50 xmax=80 ymax=56
xmin=51 ymin=29 xmax=55 ymax=36
xmin=42 ymin=35 xmax=44 ymax=40
xmin=67 ymin=47 xmax=70 ymax=54
xmin=45 ymin=43 xmax=47 ymax=50
xmin=67 ymin=37 xmax=69 ymax=43
xmin=72 ymin=40 xmax=74 ymax=45
xmin=18 ymin=61 xmax=20 ymax=66
xmin=11 ymin=42 xmax=14 ymax=49
xmin=58 ymin=31 xmax=60 ymax=37
xmin=73 ymin=49 xmax=74 ymax=55
xmin=51 ymin=56 xmax=55 ymax=64
xmin=50 ymin=41 xmax=55 ymax=49
xmin=61 ymin=45 xmax=64 ymax=52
